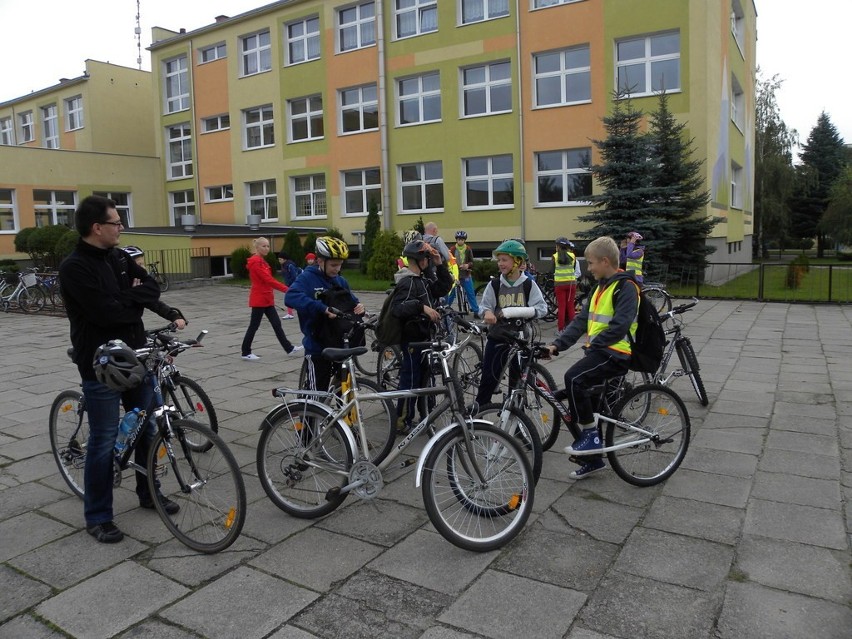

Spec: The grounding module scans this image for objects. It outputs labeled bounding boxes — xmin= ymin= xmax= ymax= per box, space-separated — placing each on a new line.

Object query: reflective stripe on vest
xmin=552 ymin=251 xmax=576 ymax=284
xmin=586 ymin=279 xmax=638 ymax=355
xmin=626 ymin=254 xmax=643 ymax=278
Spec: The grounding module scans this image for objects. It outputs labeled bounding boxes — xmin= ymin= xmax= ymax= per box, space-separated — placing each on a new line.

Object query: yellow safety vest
xmin=448 ymin=253 xmax=459 ymax=282
xmin=552 ymin=251 xmax=576 ymax=284
xmin=586 ymin=279 xmax=638 ymax=355
xmin=626 ymin=253 xmax=643 ymax=278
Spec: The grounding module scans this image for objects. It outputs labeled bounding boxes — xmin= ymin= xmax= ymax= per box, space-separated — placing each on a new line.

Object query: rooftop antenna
xmin=135 ymin=0 xmax=142 ymax=69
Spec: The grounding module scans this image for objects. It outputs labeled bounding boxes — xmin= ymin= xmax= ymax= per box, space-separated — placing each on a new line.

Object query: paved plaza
xmin=0 ymin=284 xmax=850 ymax=639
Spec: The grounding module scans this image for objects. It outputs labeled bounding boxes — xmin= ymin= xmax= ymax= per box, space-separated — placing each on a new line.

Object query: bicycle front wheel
xmin=19 ymin=286 xmax=47 ymax=313
xmin=451 ymin=342 xmax=482 ymax=405
xmin=148 ymin=419 xmax=245 ymax=553
xmin=353 ymin=332 xmax=380 ymax=377
xmin=606 ymin=384 xmax=690 ymax=487
xmin=376 ymin=344 xmax=402 ymax=390
xmin=421 ymin=423 xmax=534 ymax=552
xmin=49 ymin=390 xmax=87 ymax=498
xmin=475 ymin=403 xmax=542 ymax=484
xmin=256 ymin=402 xmax=353 ymax=518
xmin=524 ymin=363 xmax=560 ymax=451
xmin=643 ymin=286 xmax=672 ymax=314
xmin=676 ymin=338 xmax=708 ymax=406
xmin=167 ymin=374 xmax=219 ymax=451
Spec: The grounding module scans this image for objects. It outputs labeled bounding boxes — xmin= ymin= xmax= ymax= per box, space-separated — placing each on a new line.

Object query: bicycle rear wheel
xmin=256 ymin=402 xmax=353 ymax=518
xmin=421 ymin=423 xmax=534 ymax=552
xmin=19 ymin=286 xmax=46 ymax=313
xmin=49 ymin=390 xmax=87 ymax=498
xmin=167 ymin=374 xmax=219 ymax=451
xmin=149 ymin=419 xmax=246 ymax=553
xmin=605 ymin=384 xmax=690 ymax=486
xmin=451 ymin=342 xmax=482 ymax=405
xmin=676 ymin=338 xmax=708 ymax=406
xmin=157 ymin=273 xmax=170 ymax=293
xmin=475 ymin=403 xmax=542 ymax=484
xmin=643 ymin=286 xmax=672 ymax=314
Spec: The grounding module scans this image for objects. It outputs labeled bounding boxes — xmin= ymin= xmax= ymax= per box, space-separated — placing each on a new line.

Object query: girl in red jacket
xmin=240 ymin=237 xmax=303 ymax=360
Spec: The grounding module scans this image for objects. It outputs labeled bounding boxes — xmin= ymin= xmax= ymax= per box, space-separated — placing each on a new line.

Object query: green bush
xmin=14 ymin=227 xmax=37 ymax=255
xmin=471 ymin=258 xmax=498 ymax=282
xmin=367 ymin=230 xmax=403 ymax=281
xmin=837 ymin=251 xmax=852 ymax=262
xmin=230 ymin=246 xmax=251 ymax=279
xmin=303 ymin=232 xmax=317 ymax=261
xmin=19 ymin=225 xmax=76 ymax=268
xmin=282 ymin=229 xmax=304 ymax=264
xmin=325 ymin=227 xmax=344 ymax=240
xmin=53 ymin=229 xmax=79 ymax=265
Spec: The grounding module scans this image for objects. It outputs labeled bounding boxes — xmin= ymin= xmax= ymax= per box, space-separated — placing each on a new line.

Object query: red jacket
xmin=247 ymin=254 xmax=287 ymax=307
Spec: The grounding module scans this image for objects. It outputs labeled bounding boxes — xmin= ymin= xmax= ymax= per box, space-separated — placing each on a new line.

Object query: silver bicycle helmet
xmin=93 ymin=340 xmax=146 ymax=392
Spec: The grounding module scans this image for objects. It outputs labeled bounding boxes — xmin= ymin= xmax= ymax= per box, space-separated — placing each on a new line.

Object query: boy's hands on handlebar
xmin=423 ymin=305 xmax=440 ymax=322
xmin=482 ymin=310 xmax=497 ymax=325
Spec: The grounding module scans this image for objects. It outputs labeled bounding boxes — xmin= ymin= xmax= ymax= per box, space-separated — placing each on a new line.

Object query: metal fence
xmin=150 ymin=247 xmax=211 ymax=286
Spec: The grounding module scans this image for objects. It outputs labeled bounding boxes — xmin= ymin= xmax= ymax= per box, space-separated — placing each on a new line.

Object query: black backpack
xmin=618 ymin=277 xmax=666 ymax=373
xmin=313 ymin=284 xmax=365 ymax=347
xmin=375 ymin=286 xmax=403 ymax=347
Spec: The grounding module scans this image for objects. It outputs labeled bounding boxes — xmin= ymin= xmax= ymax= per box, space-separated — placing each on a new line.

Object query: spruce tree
xmin=282 ymin=229 xmax=304 ymax=265
xmin=360 ymin=198 xmax=381 ymax=274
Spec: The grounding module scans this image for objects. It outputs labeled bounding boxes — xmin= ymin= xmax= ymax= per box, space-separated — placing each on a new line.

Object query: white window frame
xmin=615 ymin=31 xmax=681 ymax=97
xmin=288 ymin=95 xmax=324 ymax=142
xmin=93 ymin=191 xmax=132 ymax=227
xmin=339 ymin=84 xmax=379 ymax=134
xmin=64 ymin=95 xmax=84 ymax=131
xmin=341 ymin=168 xmax=381 ymax=217
xmin=534 ymin=148 xmax=593 ymax=206
xmin=33 ymin=189 xmax=76 ymax=227
xmin=731 ymin=162 xmax=742 ymax=210
xmin=286 ymin=15 xmax=321 ymax=65
xmin=247 ymin=180 xmax=278 ymax=221
xmin=532 ymin=0 xmax=586 ymax=8
xmin=0 ymin=117 xmax=14 ymax=145
xmin=42 ymin=104 xmax=59 ymax=149
xmin=463 ymin=154 xmax=514 ymax=210
xmin=243 ymin=105 xmax=275 ymax=149
xmin=199 ymin=42 xmax=227 ymax=64
xmin=205 ymin=184 xmax=234 ymax=202
xmin=291 ymin=174 xmax=328 ymax=219
xmin=202 ymin=114 xmax=231 ymax=133
xmin=533 ymin=45 xmax=591 ymax=108
xmin=459 ymin=0 xmax=509 ymax=25
xmin=395 ymin=0 xmax=438 ymax=40
xmin=337 ymin=1 xmax=376 ymax=52
xmin=731 ymin=75 xmax=745 ymax=132
xmin=398 ymin=161 xmax=444 ymax=214
xmin=169 ymin=190 xmax=195 ymax=226
xmin=731 ymin=0 xmax=745 ymax=55
xmin=240 ymin=30 xmax=272 ymax=76
xmin=397 ymin=72 xmax=441 ymax=126
xmin=19 ymin=111 xmax=34 ymax=143
xmin=461 ymin=60 xmax=512 ymax=117
xmin=166 ymin=123 xmax=193 ymax=179
xmin=0 ymin=188 xmax=18 ymax=232
xmin=164 ymin=55 xmax=190 ymax=113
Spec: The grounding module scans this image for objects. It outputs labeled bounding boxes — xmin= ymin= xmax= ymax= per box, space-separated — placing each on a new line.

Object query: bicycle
xmin=148 ymin=260 xmax=170 ymax=292
xmin=49 ymin=326 xmax=246 ymax=553
xmin=641 ymin=282 xmax=672 ymax=314
xmin=256 ymin=338 xmax=535 ymax=552
xmin=1 ymin=268 xmax=47 ymax=313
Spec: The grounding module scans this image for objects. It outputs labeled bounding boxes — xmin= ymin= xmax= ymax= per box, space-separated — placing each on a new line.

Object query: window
xmin=65 ymin=96 xmax=83 ymax=131
xmin=731 ymin=162 xmax=742 ymax=209
xmin=0 ymin=117 xmax=13 ymax=145
xmin=395 ymin=0 xmax=437 ymax=39
xmin=338 ymin=1 xmax=376 ymax=52
xmin=202 ymin=114 xmax=231 ymax=133
xmin=0 ymin=189 xmax=17 ymax=231
xmin=206 ymin=185 xmax=234 ymax=202
xmin=398 ymin=72 xmax=441 ymax=125
xmin=460 ymin=0 xmax=508 ymax=25
xmin=291 ymin=174 xmax=327 ymax=218
xmin=164 ymin=55 xmax=190 ymax=113
xmin=342 ymin=168 xmax=381 ymax=216
xmin=340 ymin=84 xmax=378 ymax=134
xmin=616 ymin=32 xmax=680 ymax=96
xmin=199 ymin=42 xmax=227 ymax=63
xmin=462 ymin=61 xmax=511 ymax=116
xmin=534 ymin=45 xmax=590 ymax=107
xmin=535 ymin=148 xmax=593 ymax=205
xmin=243 ymin=105 xmax=275 ymax=149
xmin=42 ymin=104 xmax=59 ymax=148
xmin=731 ymin=0 xmax=745 ymax=52
xmin=463 ymin=155 xmax=514 ymax=209
xmin=731 ymin=75 xmax=744 ymax=131
xmin=169 ymin=190 xmax=195 ymax=225
xmin=19 ymin=111 xmax=34 ymax=143
xmin=93 ymin=191 xmax=131 ymax=226
xmin=288 ymin=96 xmax=324 ymax=142
xmin=166 ymin=124 xmax=193 ymax=179
xmin=247 ymin=180 xmax=277 ymax=221
xmin=33 ymin=189 xmax=76 ymax=227
xmin=533 ymin=0 xmax=586 ymax=7
xmin=286 ymin=16 xmax=320 ymax=64
xmin=399 ymin=161 xmax=443 ymax=213
xmin=241 ymin=30 xmax=272 ymax=76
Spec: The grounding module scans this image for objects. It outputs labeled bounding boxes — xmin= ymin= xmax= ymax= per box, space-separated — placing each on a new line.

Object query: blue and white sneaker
xmin=569 ymin=459 xmax=606 ymax=480
xmin=563 ymin=427 xmax=602 ymax=455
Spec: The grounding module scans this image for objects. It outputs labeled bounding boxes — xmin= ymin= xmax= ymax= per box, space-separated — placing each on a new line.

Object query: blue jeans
xmin=82 ymin=379 xmax=156 ymax=526
xmin=396 ymin=345 xmax=429 ymax=427
xmin=446 ymin=277 xmax=480 ymax=314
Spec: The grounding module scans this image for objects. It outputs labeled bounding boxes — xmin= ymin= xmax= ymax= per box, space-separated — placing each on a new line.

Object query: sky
xmin=0 ymin=0 xmax=849 ymax=154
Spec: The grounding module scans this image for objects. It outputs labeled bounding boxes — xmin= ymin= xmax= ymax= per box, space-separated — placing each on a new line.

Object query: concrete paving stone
xmin=267 ymin=625 xmax=322 ymax=639
xmin=642 ymin=496 xmax=744 ymax=545
xmin=765 ymin=430 xmax=839 ymax=457
xmin=316 ymin=499 xmax=430 ymax=547
xmin=691 ymin=427 xmax=766 ymax=456
xmin=418 ymin=627 xmax=482 ymax=639
xmin=292 ymin=592 xmax=421 ymax=639
xmin=735 ymin=535 xmax=852 ymax=604
xmin=751 ymin=470 xmax=841 ymax=509
xmin=0 ymin=615 xmax=65 ymax=639
xmin=0 ymin=565 xmax=52 ymax=624
xmin=161 ymin=566 xmax=317 ymax=639
xmin=776 ymin=379 xmax=834 ymax=394
xmin=0 ymin=511 xmax=75 ymax=562
xmin=35 ymin=561 xmax=188 ymax=639
xmin=493 ymin=525 xmax=617 ymax=591
xmin=757 ymin=449 xmax=842 ymax=481
xmin=774 ymin=400 xmax=836 ymax=420
xmin=527 ymin=474 xmax=572 ymax=512
xmin=566 ymin=629 xmax=622 ymax=639
xmin=579 ymin=570 xmax=721 ymax=639
xmin=439 ymin=570 xmax=585 ymax=639
xmin=732 ymin=359 xmax=781 ymax=374
xmin=661 ymin=468 xmax=752 ymax=508
xmin=679 ymin=447 xmax=758 ymax=478
xmin=549 ymin=492 xmax=644 ymax=544
xmin=367 ymin=529 xmax=494 ymax=596
xmin=116 ymin=620 xmax=200 ymax=638
xmin=698 ymin=412 xmax=769 ymax=431
xmin=0 ymin=434 xmax=51 ymax=461
xmin=711 ymin=399 xmax=774 ymax=418
xmin=144 ymin=534 xmax=265 ymax=587
xmin=238 ymin=495 xmax=315 ymax=545
xmin=744 ymin=498 xmax=847 ymax=550
xmin=716 ymin=581 xmax=852 ymax=639
xmin=715 ymin=389 xmax=776 ymax=406
xmin=2 ymin=452 xmax=60 ymax=484
xmin=565 ymin=473 xmax=664 ymax=509
xmin=769 ymin=412 xmax=837 ymax=435
xmin=0 ymin=482 xmax=66 ymax=520
xmin=249 ymin=527 xmax=384 ymax=592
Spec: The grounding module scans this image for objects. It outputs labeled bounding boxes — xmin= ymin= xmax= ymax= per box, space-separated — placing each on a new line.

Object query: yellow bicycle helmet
xmin=315 ymin=236 xmax=350 ymax=260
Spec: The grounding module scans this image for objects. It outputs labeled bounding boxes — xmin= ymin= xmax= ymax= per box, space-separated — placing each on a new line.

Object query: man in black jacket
xmin=59 ymin=195 xmax=185 ymax=543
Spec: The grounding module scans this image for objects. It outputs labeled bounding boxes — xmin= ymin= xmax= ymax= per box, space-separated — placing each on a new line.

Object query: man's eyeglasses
xmin=100 ymin=220 xmax=124 ymax=227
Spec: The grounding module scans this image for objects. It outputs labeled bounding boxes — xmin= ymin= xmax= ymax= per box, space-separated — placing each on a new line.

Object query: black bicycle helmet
xmin=555 ymin=237 xmax=570 ymax=247
xmin=123 ymin=245 xmax=144 ymax=259
xmin=455 ymin=230 xmax=468 ymax=240
xmin=402 ymin=240 xmax=432 ymax=261
xmin=93 ymin=340 xmax=146 ymax=392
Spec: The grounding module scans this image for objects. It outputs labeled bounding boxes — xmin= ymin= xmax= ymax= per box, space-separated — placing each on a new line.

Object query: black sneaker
xmin=140 ymin=494 xmax=180 ymax=515
xmin=86 ymin=521 xmax=124 ymax=543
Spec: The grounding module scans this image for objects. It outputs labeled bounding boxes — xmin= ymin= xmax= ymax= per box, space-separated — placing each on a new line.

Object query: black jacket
xmin=59 ymin=239 xmax=181 ymax=380
xmin=390 ymin=263 xmax=453 ymax=343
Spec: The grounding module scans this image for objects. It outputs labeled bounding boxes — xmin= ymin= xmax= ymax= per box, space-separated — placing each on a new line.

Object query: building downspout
xmin=188 ymin=37 xmax=202 ymax=227
xmin=376 ymin=0 xmax=391 ymax=230
xmin=514 ymin=0 xmax=525 ymax=240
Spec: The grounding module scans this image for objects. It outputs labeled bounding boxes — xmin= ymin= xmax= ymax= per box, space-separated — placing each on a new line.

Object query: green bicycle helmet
xmin=493 ymin=239 xmax=528 ymax=261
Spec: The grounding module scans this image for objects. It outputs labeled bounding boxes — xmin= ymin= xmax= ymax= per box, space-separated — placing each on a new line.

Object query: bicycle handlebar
xmin=661 ymin=298 xmax=698 ymax=321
